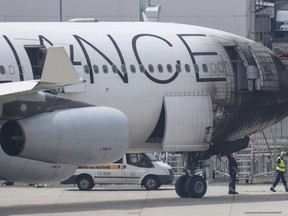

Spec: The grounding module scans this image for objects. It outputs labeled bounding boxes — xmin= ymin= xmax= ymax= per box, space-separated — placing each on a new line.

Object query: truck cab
xmin=61 ymin=153 xmax=174 ymax=190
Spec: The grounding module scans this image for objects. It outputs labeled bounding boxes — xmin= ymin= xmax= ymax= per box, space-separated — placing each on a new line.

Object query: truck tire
xmin=77 ymin=175 xmax=95 ymax=191
xmin=143 ymin=176 xmax=160 ymax=190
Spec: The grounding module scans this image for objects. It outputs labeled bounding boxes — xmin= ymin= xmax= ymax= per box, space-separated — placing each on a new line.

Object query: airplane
xmin=0 ymin=21 xmax=288 ymax=198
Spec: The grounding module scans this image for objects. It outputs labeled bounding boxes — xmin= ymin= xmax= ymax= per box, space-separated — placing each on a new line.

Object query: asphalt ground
xmin=0 ymin=184 xmax=287 ymax=216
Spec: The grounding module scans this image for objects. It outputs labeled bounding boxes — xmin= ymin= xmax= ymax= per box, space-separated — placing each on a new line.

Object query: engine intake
xmin=0 ymin=107 xmax=130 ymax=165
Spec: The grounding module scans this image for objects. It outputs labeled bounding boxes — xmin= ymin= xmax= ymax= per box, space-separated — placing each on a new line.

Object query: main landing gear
xmin=175 ymin=152 xmax=207 ymax=198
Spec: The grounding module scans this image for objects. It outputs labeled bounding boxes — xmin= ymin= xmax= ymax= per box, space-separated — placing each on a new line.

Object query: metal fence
xmin=165 ymin=152 xmax=287 ymax=185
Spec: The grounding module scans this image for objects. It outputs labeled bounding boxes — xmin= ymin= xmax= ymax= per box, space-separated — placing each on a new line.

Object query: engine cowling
xmin=0 ymin=149 xmax=77 ymax=183
xmin=0 ymin=107 xmax=130 ymax=165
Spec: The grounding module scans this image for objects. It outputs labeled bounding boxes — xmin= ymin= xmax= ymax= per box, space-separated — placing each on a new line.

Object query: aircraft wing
xmin=0 ymin=47 xmax=84 ymax=96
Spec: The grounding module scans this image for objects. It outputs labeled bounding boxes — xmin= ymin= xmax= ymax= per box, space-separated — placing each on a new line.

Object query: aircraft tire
xmin=185 ymin=175 xmax=207 ymax=198
xmin=175 ymin=175 xmax=189 ymax=198
xmin=77 ymin=175 xmax=95 ymax=191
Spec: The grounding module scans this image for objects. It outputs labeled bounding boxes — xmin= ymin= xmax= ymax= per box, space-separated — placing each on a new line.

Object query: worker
xmin=227 ymin=153 xmax=239 ymax=194
xmin=270 ymin=151 xmax=288 ymax=192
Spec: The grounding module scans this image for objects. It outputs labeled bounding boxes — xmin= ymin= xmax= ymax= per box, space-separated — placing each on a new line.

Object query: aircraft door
xmin=249 ymin=43 xmax=279 ymax=92
xmin=24 ymin=44 xmax=85 ymax=93
xmin=24 ymin=45 xmax=46 ymax=80
xmin=224 ymin=46 xmax=249 ymax=91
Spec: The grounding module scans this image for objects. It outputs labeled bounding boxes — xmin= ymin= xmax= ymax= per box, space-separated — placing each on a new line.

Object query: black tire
xmin=143 ymin=176 xmax=160 ymax=190
xmin=77 ymin=175 xmax=95 ymax=191
xmin=175 ymin=175 xmax=189 ymax=198
xmin=185 ymin=175 xmax=207 ymax=198
xmin=3 ymin=181 xmax=14 ymax=186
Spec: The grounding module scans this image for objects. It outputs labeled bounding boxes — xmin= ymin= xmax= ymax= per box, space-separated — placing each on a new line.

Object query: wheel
xmin=2 ymin=181 xmax=14 ymax=186
xmin=185 ymin=175 xmax=207 ymax=198
xmin=77 ymin=175 xmax=95 ymax=191
xmin=143 ymin=176 xmax=160 ymax=190
xmin=175 ymin=175 xmax=189 ymax=198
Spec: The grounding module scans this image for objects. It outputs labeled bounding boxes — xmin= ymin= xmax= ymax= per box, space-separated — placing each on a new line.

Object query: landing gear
xmin=175 ymin=152 xmax=207 ymax=198
xmin=175 ymin=175 xmax=189 ymax=198
xmin=185 ymin=175 xmax=207 ymax=198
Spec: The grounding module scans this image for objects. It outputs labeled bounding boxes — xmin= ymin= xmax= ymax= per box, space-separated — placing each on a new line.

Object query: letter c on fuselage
xmin=132 ymin=34 xmax=178 ymax=84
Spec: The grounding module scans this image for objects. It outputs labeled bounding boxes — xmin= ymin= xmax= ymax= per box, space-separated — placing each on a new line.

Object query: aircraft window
xmin=84 ymin=65 xmax=90 ymax=74
xmin=218 ymin=63 xmax=225 ymax=73
xmin=202 ymin=64 xmax=208 ymax=73
xmin=9 ymin=65 xmax=15 ymax=75
xmin=148 ymin=64 xmax=154 ymax=73
xmin=112 ymin=64 xmax=118 ymax=73
xmin=167 ymin=64 xmax=173 ymax=73
xmin=184 ymin=64 xmax=191 ymax=72
xmin=194 ymin=64 xmax=200 ymax=73
xmin=93 ymin=65 xmax=99 ymax=74
xmin=130 ymin=64 xmax=136 ymax=73
xmin=139 ymin=64 xmax=145 ymax=73
xmin=19 ymin=65 xmax=25 ymax=75
xmin=158 ymin=64 xmax=163 ymax=73
xmin=0 ymin=66 xmax=5 ymax=75
xmin=211 ymin=63 xmax=217 ymax=73
xmin=121 ymin=64 xmax=127 ymax=73
xmin=176 ymin=64 xmax=182 ymax=73
xmin=102 ymin=65 xmax=108 ymax=73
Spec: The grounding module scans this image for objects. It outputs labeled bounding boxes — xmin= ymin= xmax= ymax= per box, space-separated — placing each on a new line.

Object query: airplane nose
xmin=212 ymin=44 xmax=288 ymax=143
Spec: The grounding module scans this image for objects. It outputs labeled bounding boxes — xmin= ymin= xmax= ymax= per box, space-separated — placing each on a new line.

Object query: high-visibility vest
xmin=276 ymin=156 xmax=286 ymax=172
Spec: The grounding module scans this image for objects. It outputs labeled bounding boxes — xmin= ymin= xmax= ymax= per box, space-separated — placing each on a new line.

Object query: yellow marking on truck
xmin=78 ymin=165 xmax=125 ymax=170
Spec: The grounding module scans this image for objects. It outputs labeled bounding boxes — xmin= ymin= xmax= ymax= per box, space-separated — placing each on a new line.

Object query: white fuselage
xmin=0 ymin=22 xmax=238 ymax=151
xmin=1 ymin=22 xmax=288 ymax=187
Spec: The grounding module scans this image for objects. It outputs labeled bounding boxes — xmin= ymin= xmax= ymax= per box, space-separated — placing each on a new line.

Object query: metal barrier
xmin=164 ymin=152 xmax=287 ymax=185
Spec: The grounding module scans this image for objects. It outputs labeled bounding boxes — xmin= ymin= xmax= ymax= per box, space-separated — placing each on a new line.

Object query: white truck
xmin=61 ymin=153 xmax=174 ymax=190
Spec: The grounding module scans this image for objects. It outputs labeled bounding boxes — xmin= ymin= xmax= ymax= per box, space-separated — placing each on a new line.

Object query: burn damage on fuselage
xmin=147 ymin=40 xmax=288 ymax=159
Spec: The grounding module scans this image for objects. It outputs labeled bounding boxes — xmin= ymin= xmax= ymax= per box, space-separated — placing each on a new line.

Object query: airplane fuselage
xmin=1 ymin=22 xmax=288 ymax=198
xmin=0 ymin=22 xmax=288 ymax=153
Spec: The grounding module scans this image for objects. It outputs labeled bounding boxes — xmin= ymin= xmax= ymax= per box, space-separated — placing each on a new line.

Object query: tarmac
xmin=0 ymin=184 xmax=287 ymax=216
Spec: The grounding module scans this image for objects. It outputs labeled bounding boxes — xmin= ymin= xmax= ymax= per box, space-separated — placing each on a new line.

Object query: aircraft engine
xmin=0 ymin=107 xmax=130 ymax=165
xmin=0 ymin=149 xmax=77 ymax=183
